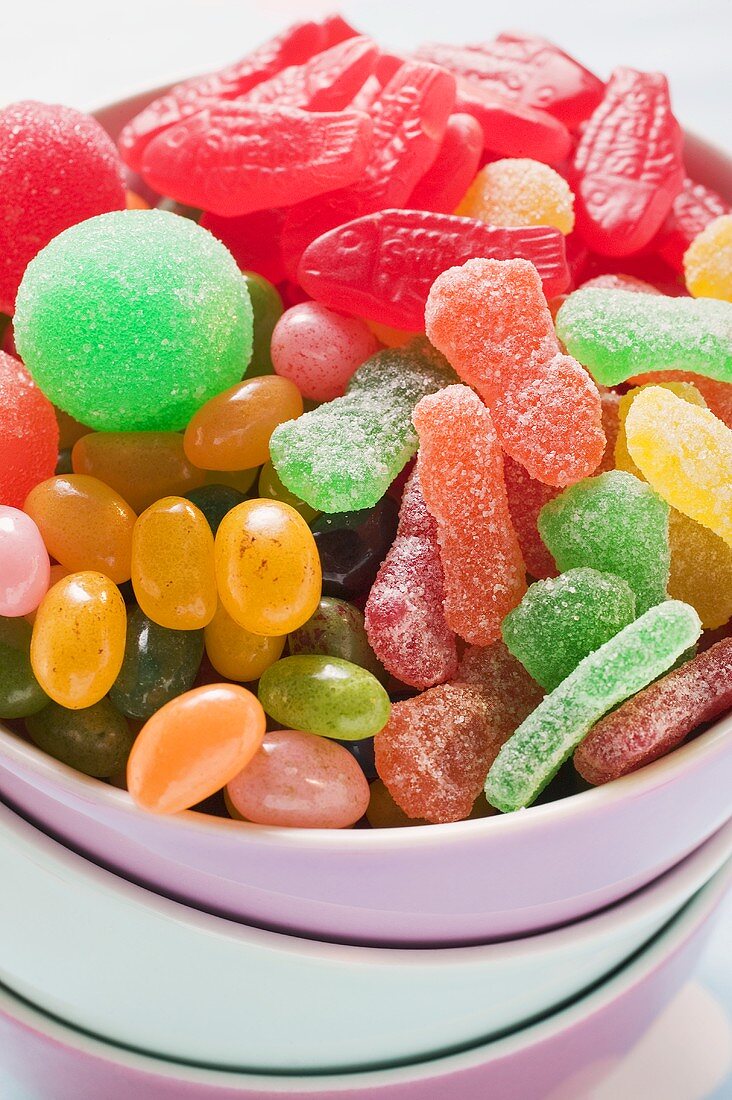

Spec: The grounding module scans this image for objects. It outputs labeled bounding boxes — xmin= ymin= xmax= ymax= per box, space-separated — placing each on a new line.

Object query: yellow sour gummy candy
xmin=684 ymin=214 xmax=732 ymax=302
xmin=456 ymin=159 xmax=575 ymax=235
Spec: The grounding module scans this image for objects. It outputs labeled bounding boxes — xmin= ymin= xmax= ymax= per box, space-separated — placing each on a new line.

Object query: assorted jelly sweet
xmin=0 ymin=19 xmax=729 ymax=828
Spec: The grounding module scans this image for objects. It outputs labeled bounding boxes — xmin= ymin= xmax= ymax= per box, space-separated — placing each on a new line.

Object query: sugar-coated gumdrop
xmin=485 ymin=600 xmax=702 ymax=811
xmin=14 ymin=210 xmax=254 ymax=431
xmin=426 ymin=258 xmax=604 ymax=486
xmin=413 ymin=385 xmax=526 ymax=646
xmin=127 ymin=684 xmax=266 ymax=814
xmin=72 ymin=432 xmax=206 ymax=515
xmin=289 ymin=597 xmax=385 ymax=682
xmin=0 ymin=351 xmax=58 ymax=509
xmin=456 ymin=159 xmax=575 ymax=235
xmin=0 ymin=617 xmax=48 ymax=719
xmin=226 ymin=729 xmax=370 ymax=828
xmin=502 ymin=568 xmax=637 ymax=691
xmin=555 ymin=287 xmax=732 ymax=386
xmin=204 ymin=602 xmax=285 ymax=682
xmin=0 ymin=506 xmax=50 ymax=617
xmin=271 ymin=303 xmax=378 ymax=401
xmin=684 ymin=214 xmax=732 ymax=301
xmin=27 ymin=699 xmax=135 ymax=779
xmin=574 ymin=638 xmax=732 ymax=784
xmin=503 ymin=457 xmax=560 ymax=580
xmin=654 ymin=178 xmax=731 ymax=273
xmin=110 ymin=607 xmax=204 ymax=720
xmin=408 ymin=114 xmax=483 ymax=213
xmin=0 ymin=101 xmax=125 ymax=315
xmin=312 ymin=498 xmax=399 ymax=600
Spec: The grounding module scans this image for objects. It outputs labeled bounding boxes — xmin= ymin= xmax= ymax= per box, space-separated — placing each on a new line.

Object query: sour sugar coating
xmin=0 ymin=351 xmax=58 ymax=509
xmin=684 ymin=214 xmax=732 ymax=302
xmin=538 ymin=470 xmax=670 ymax=615
xmin=626 ymin=371 xmax=732 ymax=430
xmin=455 ymin=158 xmax=575 ymax=235
xmin=502 ymin=568 xmax=637 ymax=692
xmin=614 ymin=381 xmax=707 ymax=481
xmin=457 ymin=641 xmax=544 ymax=768
xmin=485 ymin=600 xmax=702 ymax=812
xmin=413 ymin=385 xmax=526 ymax=646
xmin=503 ymin=457 xmax=560 ymax=579
xmin=575 ymin=638 xmax=732 ymax=785
xmin=425 ymin=258 xmax=605 ymax=487
xmin=555 ymin=287 xmax=732 ymax=386
xmin=364 ymin=466 xmax=458 ymax=689
xmin=269 ymin=340 xmax=455 ymax=513
xmin=625 ymin=386 xmax=732 ymax=547
xmin=14 ymin=210 xmax=254 ymax=432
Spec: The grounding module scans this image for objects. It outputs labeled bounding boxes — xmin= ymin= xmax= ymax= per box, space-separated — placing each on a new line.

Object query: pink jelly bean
xmin=0 ymin=506 xmax=50 ymax=616
xmin=271 ymin=302 xmax=378 ymax=402
xmin=226 ymin=728 xmax=370 ymax=828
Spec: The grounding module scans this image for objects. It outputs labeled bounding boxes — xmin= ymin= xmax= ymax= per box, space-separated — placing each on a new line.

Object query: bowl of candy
xmin=0 ymin=16 xmax=731 ymax=949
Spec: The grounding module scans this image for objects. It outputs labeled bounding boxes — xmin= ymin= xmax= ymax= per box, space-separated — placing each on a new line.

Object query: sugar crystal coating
xmin=683 ymin=214 xmax=732 ymax=302
xmin=456 ymin=158 xmax=575 ymax=234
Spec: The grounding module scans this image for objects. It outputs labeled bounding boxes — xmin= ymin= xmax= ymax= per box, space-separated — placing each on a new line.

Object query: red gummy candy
xmin=408 ymin=114 xmax=483 ymax=213
xmin=503 ymin=457 xmax=560 ymax=580
xmin=653 ymin=177 xmax=731 ymax=272
xmin=0 ymin=351 xmax=58 ymax=509
xmin=0 ymin=101 xmax=125 ymax=316
xmin=141 ymin=104 xmax=373 ymax=218
xmin=457 ymin=641 xmax=544 ymax=767
xmin=200 ymin=207 xmax=288 ymax=284
xmin=453 ymin=79 xmax=572 ymax=165
xmin=569 ymin=68 xmax=685 ymax=257
xmin=298 ymin=210 xmax=570 ymax=330
xmin=245 ymin=36 xmax=378 ymax=111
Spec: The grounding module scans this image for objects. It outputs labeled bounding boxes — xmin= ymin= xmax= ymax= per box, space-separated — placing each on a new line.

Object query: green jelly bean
xmin=55 ymin=447 xmax=73 ymax=475
xmin=0 ymin=617 xmax=48 ymax=719
xmin=109 ymin=607 xmax=204 ymax=720
xmin=243 ymin=271 xmax=284 ymax=378
xmin=288 ymin=598 xmax=387 ymax=684
xmin=184 ymin=484 xmax=248 ymax=535
xmin=26 ymin=698 xmax=136 ymax=777
xmin=485 ymin=600 xmax=702 ymax=812
xmin=258 ymin=655 xmax=390 ymax=741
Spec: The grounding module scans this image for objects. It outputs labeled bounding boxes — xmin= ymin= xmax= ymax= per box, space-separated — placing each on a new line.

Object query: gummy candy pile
xmin=0 ymin=17 xmax=731 ymax=829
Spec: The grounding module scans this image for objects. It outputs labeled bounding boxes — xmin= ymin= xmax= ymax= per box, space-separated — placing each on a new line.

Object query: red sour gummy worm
xmin=569 ymin=68 xmax=685 ymax=257
xmin=0 ymin=101 xmax=125 ymax=315
xmin=298 ymin=211 xmax=570 ymax=331
xmin=408 ymin=114 xmax=484 ymax=213
xmin=413 ymin=384 xmax=526 ymax=646
xmin=365 ymin=466 xmax=458 ymax=690
xmin=653 ymin=178 xmax=731 ymax=273
xmin=200 ymin=207 xmax=288 ymax=285
xmin=574 ymin=638 xmax=732 ymax=785
xmin=0 ymin=351 xmax=58 ymax=508
xmin=503 ymin=457 xmax=560 ymax=580
xmin=453 ymin=80 xmax=572 ymax=165
xmin=425 ymin=258 xmax=605 ymax=487
xmin=244 ymin=36 xmax=378 ymax=111
xmin=141 ymin=104 xmax=374 ymax=218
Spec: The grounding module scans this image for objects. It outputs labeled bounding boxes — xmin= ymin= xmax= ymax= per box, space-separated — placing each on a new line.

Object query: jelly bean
xmin=502 ymin=458 xmax=560 ymax=580
xmin=258 ymin=655 xmax=390 ymax=740
xmin=132 ymin=497 xmax=217 ymax=629
xmin=365 ymin=321 xmax=414 ymax=348
xmin=14 ymin=210 xmax=254 ymax=431
xmin=574 ymin=638 xmax=732 ymax=784
xmin=270 ymin=342 xmax=455 ymax=513
xmin=184 ymin=376 xmax=303 ymax=472
xmin=72 ymin=432 xmax=206 ymax=515
xmin=206 ymin=468 xmax=258 ymax=495
xmin=298 ymin=211 xmax=570 ymax=331
xmin=55 ymin=449 xmax=73 ymax=476
xmin=201 ymin=209 xmax=289 ymax=287
xmin=0 ymin=351 xmax=58 ymax=509
xmin=25 ymin=475 xmax=136 ymax=585
xmin=568 ymin=69 xmax=684 ymax=256
xmin=215 ymin=500 xmax=321 ymax=635
xmin=245 ymin=36 xmax=378 ymax=111
xmin=0 ymin=101 xmax=125 ymax=315
xmin=502 ymin=568 xmax=637 ymax=691
xmin=127 ymin=684 xmax=266 ymax=814
xmin=183 ymin=484 xmax=249 ymax=536
xmin=538 ymin=470 xmax=670 ymax=615
xmin=0 ymin=506 xmax=50 ymax=617
xmin=271 ymin=303 xmax=378 ymax=402
xmin=26 ymin=699 xmax=135 ymax=778
xmin=109 ymin=607 xmax=204 ymax=720
xmin=456 ymin=159 xmax=575 ymax=235
xmin=126 ymin=191 xmax=150 ymax=210
xmin=289 ymin=597 xmax=385 ymax=682
xmin=684 ymin=214 xmax=732 ymax=301
xmin=258 ymin=461 xmax=319 ymax=524
xmin=555 ymin=287 xmax=732 ymax=386
xmin=56 ymin=408 xmax=92 ymax=451
xmin=426 ymin=259 xmax=604 ymax=487
xmin=0 ymin=617 xmax=48 ymax=718
xmin=654 ymin=178 xmax=730 ymax=272
xmin=31 ymin=571 xmax=126 ymax=709
xmin=485 ymin=600 xmax=702 ymax=812
xmin=345 ymin=736 xmax=378 ymax=781
xmin=311 ymin=497 xmax=399 ymax=601
xmin=226 ymin=729 xmax=370 ymax=828
xmin=204 ymin=603 xmax=285 ymax=682
xmin=242 ymin=272 xmax=284 ymax=377
xmin=408 ymin=114 xmax=483 ymax=214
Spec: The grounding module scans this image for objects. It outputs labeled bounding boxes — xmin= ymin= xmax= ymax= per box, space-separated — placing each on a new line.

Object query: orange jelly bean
xmin=131 ymin=496 xmax=216 ymax=629
xmin=72 ymin=431 xmax=206 ymax=514
xmin=24 ymin=474 xmax=137 ymax=584
xmin=31 ymin=571 xmax=126 ymax=709
xmin=127 ymin=683 xmax=266 ymax=814
xmin=215 ymin=499 xmax=321 ymax=636
xmin=183 ymin=375 xmax=303 ymax=471
xmin=204 ymin=602 xmax=286 ymax=682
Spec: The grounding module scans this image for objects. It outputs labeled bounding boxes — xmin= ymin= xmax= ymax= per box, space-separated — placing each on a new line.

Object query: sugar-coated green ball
xmin=14 ymin=210 xmax=253 ymax=431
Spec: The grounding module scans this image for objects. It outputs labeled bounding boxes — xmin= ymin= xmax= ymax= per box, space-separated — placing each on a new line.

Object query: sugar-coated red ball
xmin=271 ymin=302 xmax=378 ymax=401
xmin=0 ymin=350 xmax=58 ymax=508
xmin=0 ymin=101 xmax=126 ymax=315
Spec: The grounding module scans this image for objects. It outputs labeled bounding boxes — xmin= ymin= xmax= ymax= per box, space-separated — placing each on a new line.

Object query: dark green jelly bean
xmin=109 ymin=607 xmax=204 ymax=720
xmin=55 ymin=447 xmax=73 ymax=474
xmin=258 ymin=655 xmax=390 ymax=741
xmin=184 ymin=483 xmax=249 ymax=535
xmin=312 ymin=497 xmax=399 ymax=599
xmin=26 ymin=699 xmax=136 ymax=777
xmin=0 ymin=617 xmax=48 ymax=719
xmin=288 ymin=598 xmax=387 ymax=684
xmin=243 ymin=271 xmax=283 ymax=378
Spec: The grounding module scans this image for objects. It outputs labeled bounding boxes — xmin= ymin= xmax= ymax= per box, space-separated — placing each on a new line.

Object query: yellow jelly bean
xmin=72 ymin=431 xmax=206 ymax=514
xmin=132 ymin=496 xmax=216 ymax=629
xmin=684 ymin=214 xmax=732 ymax=301
xmin=204 ymin=602 xmax=285 ymax=682
xmin=31 ymin=571 xmax=126 ymax=709
xmin=456 ymin=159 xmax=575 ymax=235
xmin=215 ymin=499 xmax=321 ymax=636
xmin=258 ymin=460 xmax=319 ymax=523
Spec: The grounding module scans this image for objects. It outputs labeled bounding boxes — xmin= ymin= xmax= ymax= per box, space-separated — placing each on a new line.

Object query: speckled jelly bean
xmin=243 ymin=271 xmax=284 ymax=378
xmin=258 ymin=654 xmax=390 ymax=740
xmin=288 ymin=597 xmax=385 ymax=682
xmin=26 ymin=699 xmax=135 ymax=778
xmin=271 ymin=302 xmax=378 ymax=402
xmin=109 ymin=606 xmax=204 ymax=720
xmin=0 ymin=617 xmax=48 ymax=718
xmin=204 ymin=602 xmax=285 ymax=682
xmin=0 ymin=506 xmax=50 ymax=617
xmin=258 ymin=460 xmax=319 ymax=523
xmin=311 ymin=497 xmax=399 ymax=600
xmin=72 ymin=431 xmax=206 ymax=514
